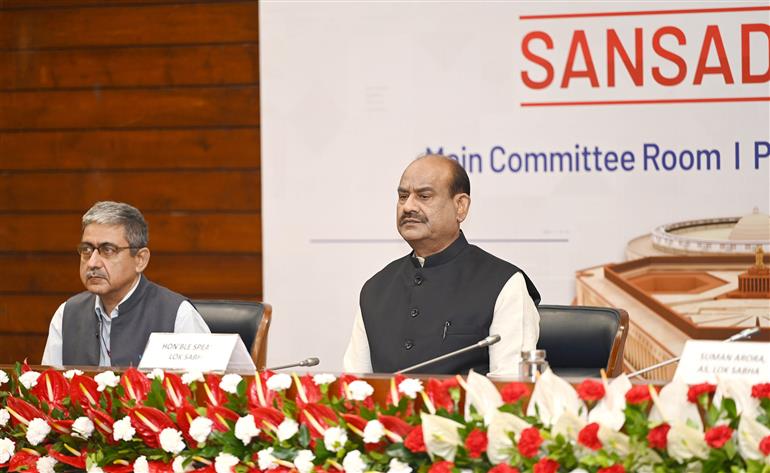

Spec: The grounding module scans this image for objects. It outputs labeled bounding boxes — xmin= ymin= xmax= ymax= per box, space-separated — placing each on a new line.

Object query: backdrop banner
xmin=260 ymin=1 xmax=770 ymax=370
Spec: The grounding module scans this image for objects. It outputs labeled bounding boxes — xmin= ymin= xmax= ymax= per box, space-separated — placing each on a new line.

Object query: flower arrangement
xmin=0 ymin=363 xmax=769 ymax=473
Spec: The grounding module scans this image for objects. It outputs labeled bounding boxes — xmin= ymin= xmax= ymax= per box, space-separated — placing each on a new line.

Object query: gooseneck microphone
xmin=395 ymin=334 xmax=502 ymax=374
xmin=266 ymin=357 xmax=320 ymax=371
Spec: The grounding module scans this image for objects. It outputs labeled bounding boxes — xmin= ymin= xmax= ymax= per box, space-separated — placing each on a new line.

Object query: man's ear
xmin=135 ymin=247 xmax=151 ymax=273
xmin=455 ymin=193 xmax=471 ymax=223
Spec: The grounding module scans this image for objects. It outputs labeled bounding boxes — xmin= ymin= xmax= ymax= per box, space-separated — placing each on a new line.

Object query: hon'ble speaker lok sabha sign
xmin=260 ymin=2 xmax=770 ymax=370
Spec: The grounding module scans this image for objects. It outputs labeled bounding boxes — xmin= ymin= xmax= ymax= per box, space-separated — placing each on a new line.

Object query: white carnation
xmin=159 ymin=428 xmax=186 ymax=454
xmin=257 ymin=447 xmax=278 ymax=470
xmin=94 ymin=371 xmax=120 ymax=392
xmin=133 ymin=456 xmax=149 ymax=473
xmin=19 ymin=371 xmax=40 ymax=389
xmin=72 ymin=416 xmax=95 ymax=439
xmin=323 ymin=426 xmax=348 ymax=452
xmin=26 ymin=417 xmax=51 ymax=446
xmin=387 ymin=458 xmax=413 ymax=473
xmin=88 ymin=466 xmax=104 ymax=473
xmin=234 ymin=415 xmax=261 ymax=446
xmin=312 ymin=373 xmax=336 ymax=386
xmin=293 ymin=450 xmax=315 ymax=473
xmin=277 ymin=418 xmax=299 ymax=441
xmin=147 ymin=368 xmax=165 ymax=380
xmin=112 ymin=416 xmax=136 ymax=442
xmin=189 ymin=416 xmax=214 ymax=443
xmin=181 ymin=371 xmax=203 ymax=385
xmin=0 ymin=438 xmax=16 ymax=464
xmin=214 ymin=453 xmax=239 ymax=473
xmin=342 ymin=450 xmax=366 ymax=473
xmin=266 ymin=373 xmax=292 ymax=392
xmin=36 ymin=456 xmax=57 ymax=473
xmin=363 ymin=419 xmax=385 ymax=444
xmin=0 ymin=370 xmax=9 ymax=385
xmin=63 ymin=369 xmax=83 ymax=380
xmin=398 ymin=378 xmax=424 ymax=399
xmin=347 ymin=380 xmax=374 ymax=401
xmin=0 ymin=409 xmax=9 ymax=427
xmin=172 ymin=456 xmax=187 ymax=473
xmin=219 ymin=374 xmax=243 ymax=394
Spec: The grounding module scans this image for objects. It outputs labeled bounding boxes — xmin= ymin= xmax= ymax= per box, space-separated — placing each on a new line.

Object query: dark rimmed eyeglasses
xmin=76 ymin=243 xmax=139 ymax=260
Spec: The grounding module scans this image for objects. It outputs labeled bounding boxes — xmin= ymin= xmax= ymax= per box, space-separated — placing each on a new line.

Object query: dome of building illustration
xmin=729 ymin=208 xmax=770 ymax=241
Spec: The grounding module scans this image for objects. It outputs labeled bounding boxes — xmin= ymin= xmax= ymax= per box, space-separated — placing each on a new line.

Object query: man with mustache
xmin=41 ymin=201 xmax=210 ymax=367
xmin=344 ymin=154 xmax=541 ymax=375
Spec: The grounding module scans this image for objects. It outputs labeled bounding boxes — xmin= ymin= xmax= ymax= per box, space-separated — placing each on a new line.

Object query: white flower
xmin=277 ymin=418 xmax=299 ymax=441
xmin=667 ymin=422 xmax=708 ymax=462
xmin=258 ymin=447 xmax=279 ymax=470
xmin=214 ymin=452 xmax=239 ymax=473
xmin=266 ymin=373 xmax=292 ymax=392
xmin=160 ymin=428 xmax=186 ymax=454
xmin=387 ymin=458 xmax=412 ymax=473
xmin=181 ymin=371 xmax=203 ymax=385
xmin=19 ymin=371 xmax=40 ymax=389
xmin=112 ymin=416 xmax=136 ymax=442
xmin=36 ymin=456 xmax=57 ymax=473
xmin=342 ymin=450 xmax=366 ymax=473
xmin=133 ymin=456 xmax=149 ymax=473
xmin=147 ymin=368 xmax=165 ymax=381
xmin=347 ymin=380 xmax=374 ymax=401
xmin=0 ymin=438 xmax=15 ymax=464
xmin=323 ymin=426 xmax=348 ymax=452
xmin=363 ymin=419 xmax=385 ymax=443
xmin=72 ymin=416 xmax=95 ymax=439
xmin=219 ymin=374 xmax=243 ymax=394
xmin=88 ymin=466 xmax=104 ymax=473
xmin=172 ymin=456 xmax=187 ymax=473
xmin=26 ymin=417 xmax=51 ymax=446
xmin=398 ymin=378 xmax=424 ymax=399
xmin=420 ymin=413 xmax=463 ymax=462
xmin=293 ymin=450 xmax=315 ymax=473
xmin=94 ymin=371 xmax=120 ymax=392
xmin=189 ymin=416 xmax=214 ymax=443
xmin=234 ymin=415 xmax=261 ymax=445
xmin=0 ymin=370 xmax=9 ymax=385
xmin=0 ymin=409 xmax=9 ymax=427
xmin=312 ymin=373 xmax=336 ymax=386
xmin=63 ymin=369 xmax=83 ymax=380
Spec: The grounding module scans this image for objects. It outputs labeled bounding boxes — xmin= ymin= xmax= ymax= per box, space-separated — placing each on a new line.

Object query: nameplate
xmin=673 ymin=340 xmax=770 ymax=384
xmin=138 ymin=333 xmax=255 ymax=372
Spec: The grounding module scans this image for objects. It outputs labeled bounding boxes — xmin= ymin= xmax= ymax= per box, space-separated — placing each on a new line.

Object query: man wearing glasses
xmin=41 ymin=201 xmax=210 ymax=367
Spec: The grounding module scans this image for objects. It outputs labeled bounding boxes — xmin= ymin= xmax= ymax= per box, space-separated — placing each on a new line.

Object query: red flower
xmin=488 ymin=466 xmax=520 ymax=473
xmin=647 ymin=423 xmax=671 ymax=450
xmin=120 ymin=368 xmax=151 ymax=403
xmin=576 ymin=379 xmax=606 ymax=402
xmin=533 ymin=458 xmax=559 ymax=473
xmin=751 ymin=383 xmax=770 ymax=400
xmin=687 ymin=383 xmax=716 ymax=403
xmin=425 ymin=379 xmax=459 ymax=412
xmin=29 ymin=369 xmax=69 ymax=408
xmin=577 ymin=423 xmax=602 ymax=450
xmin=500 ymin=382 xmax=530 ymax=403
xmin=464 ymin=429 xmax=488 ymax=458
xmin=517 ymin=427 xmax=543 ymax=458
xmin=625 ymin=385 xmax=652 ymax=405
xmin=759 ymin=435 xmax=770 ymax=456
xmin=705 ymin=425 xmax=733 ymax=449
xmin=404 ymin=426 xmax=427 ymax=453
xmin=597 ymin=466 xmax=625 ymax=473
xmin=428 ymin=461 xmax=454 ymax=473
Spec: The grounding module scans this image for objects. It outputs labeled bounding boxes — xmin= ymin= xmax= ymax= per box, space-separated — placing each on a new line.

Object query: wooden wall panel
xmin=0 ymin=0 xmax=262 ymax=364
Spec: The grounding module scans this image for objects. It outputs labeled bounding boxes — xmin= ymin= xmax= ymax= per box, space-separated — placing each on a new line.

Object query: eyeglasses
xmin=76 ymin=243 xmax=138 ymax=260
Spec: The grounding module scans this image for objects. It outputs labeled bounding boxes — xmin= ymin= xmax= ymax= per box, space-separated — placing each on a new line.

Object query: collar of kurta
xmin=409 ymin=231 xmax=469 ymax=268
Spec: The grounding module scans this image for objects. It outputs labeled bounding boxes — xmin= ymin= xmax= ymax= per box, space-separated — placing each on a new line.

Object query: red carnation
xmin=517 ymin=427 xmax=543 ymax=458
xmin=576 ymin=379 xmax=606 ymax=402
xmin=428 ymin=461 xmax=454 ymax=473
xmin=687 ymin=383 xmax=716 ymax=403
xmin=705 ymin=425 xmax=733 ymax=449
xmin=404 ymin=426 xmax=426 ymax=453
xmin=647 ymin=423 xmax=671 ymax=450
xmin=597 ymin=466 xmax=625 ymax=473
xmin=533 ymin=458 xmax=559 ymax=473
xmin=464 ymin=429 xmax=488 ymax=459
xmin=759 ymin=435 xmax=770 ymax=456
xmin=500 ymin=382 xmax=530 ymax=403
xmin=577 ymin=423 xmax=602 ymax=450
xmin=488 ymin=465 xmax=520 ymax=473
xmin=625 ymin=385 xmax=652 ymax=405
xmin=751 ymin=383 xmax=770 ymax=400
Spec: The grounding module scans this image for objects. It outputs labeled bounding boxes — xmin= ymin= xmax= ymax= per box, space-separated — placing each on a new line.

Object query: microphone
xmin=396 ymin=334 xmax=501 ymax=374
xmin=628 ymin=326 xmax=761 ymax=379
xmin=266 ymin=357 xmax=320 ymax=371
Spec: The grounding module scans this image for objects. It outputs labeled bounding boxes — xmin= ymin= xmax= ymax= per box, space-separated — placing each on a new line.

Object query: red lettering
xmin=694 ymin=25 xmax=734 ymax=85
xmin=607 ymin=28 xmax=643 ymax=87
xmin=652 ymin=26 xmax=687 ymax=86
xmin=561 ymin=30 xmax=599 ymax=88
xmin=741 ymin=23 xmax=770 ymax=84
xmin=521 ymin=31 xmax=554 ymax=89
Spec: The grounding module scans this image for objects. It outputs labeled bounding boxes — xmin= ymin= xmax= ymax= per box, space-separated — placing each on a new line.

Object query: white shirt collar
xmin=94 ymin=275 xmax=142 ymax=319
xmin=415 ymin=255 xmax=425 ymax=267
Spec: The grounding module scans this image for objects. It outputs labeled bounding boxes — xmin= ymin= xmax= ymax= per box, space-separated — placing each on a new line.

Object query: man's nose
xmin=402 ymin=193 xmax=419 ymax=212
xmin=86 ymin=249 xmax=103 ymax=267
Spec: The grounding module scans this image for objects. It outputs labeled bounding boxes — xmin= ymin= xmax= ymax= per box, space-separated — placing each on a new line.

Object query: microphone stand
xmin=267 ymin=357 xmax=320 ymax=371
xmin=396 ymin=335 xmax=501 ymax=374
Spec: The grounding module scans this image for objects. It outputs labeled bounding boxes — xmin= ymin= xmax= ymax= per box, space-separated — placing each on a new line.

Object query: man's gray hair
xmin=82 ymin=201 xmax=148 ymax=252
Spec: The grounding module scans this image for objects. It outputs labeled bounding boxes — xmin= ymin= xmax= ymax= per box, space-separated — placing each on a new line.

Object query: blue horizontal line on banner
xmin=309 ymin=238 xmax=569 ymax=244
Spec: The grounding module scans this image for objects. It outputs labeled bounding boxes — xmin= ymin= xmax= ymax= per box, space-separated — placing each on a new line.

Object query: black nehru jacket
xmin=360 ymin=232 xmax=540 ymax=374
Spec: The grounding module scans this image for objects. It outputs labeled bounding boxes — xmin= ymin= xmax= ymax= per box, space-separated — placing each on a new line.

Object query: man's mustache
xmin=400 ymin=212 xmax=427 ymax=224
xmin=86 ymin=270 xmax=107 ymax=279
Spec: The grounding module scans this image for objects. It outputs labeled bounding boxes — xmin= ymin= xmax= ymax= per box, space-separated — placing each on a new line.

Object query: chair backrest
xmin=536 ymin=305 xmax=629 ymax=378
xmin=191 ymin=300 xmax=272 ymax=370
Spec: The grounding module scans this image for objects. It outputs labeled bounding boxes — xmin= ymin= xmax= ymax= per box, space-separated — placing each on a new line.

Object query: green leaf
xmin=298 ymin=424 xmax=311 ymax=448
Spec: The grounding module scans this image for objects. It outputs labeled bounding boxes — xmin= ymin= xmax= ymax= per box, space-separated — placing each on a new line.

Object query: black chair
xmin=536 ymin=305 xmax=629 ymax=378
xmin=191 ymin=300 xmax=272 ymax=370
